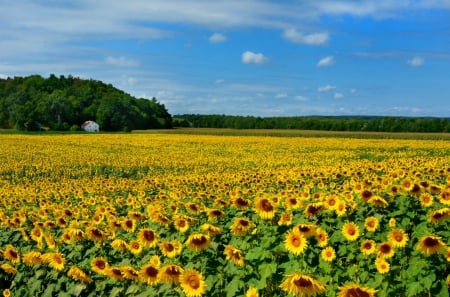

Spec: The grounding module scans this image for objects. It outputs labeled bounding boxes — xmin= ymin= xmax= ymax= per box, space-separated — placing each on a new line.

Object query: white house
xmin=81 ymin=120 xmax=100 ymax=132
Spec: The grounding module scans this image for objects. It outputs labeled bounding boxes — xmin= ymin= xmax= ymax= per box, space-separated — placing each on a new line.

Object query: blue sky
xmin=1 ymin=1 xmax=450 ymax=117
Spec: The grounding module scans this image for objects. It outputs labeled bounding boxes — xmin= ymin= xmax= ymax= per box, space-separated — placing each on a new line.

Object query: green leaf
xmin=41 ymin=283 xmax=56 ymax=297
xmin=226 ymin=276 xmax=244 ymax=297
xmin=406 ymin=282 xmax=423 ymax=297
xmin=125 ymin=284 xmax=141 ymax=295
xmin=421 ymin=273 xmax=435 ymax=290
xmin=110 ymin=287 xmax=124 ymax=297
xmin=71 ymin=284 xmax=87 ymax=296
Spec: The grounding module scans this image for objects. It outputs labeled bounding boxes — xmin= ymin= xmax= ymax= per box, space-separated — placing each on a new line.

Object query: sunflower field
xmin=0 ymin=133 xmax=449 ymax=297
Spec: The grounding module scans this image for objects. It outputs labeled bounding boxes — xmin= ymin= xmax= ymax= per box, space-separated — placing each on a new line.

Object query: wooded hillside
xmin=0 ymin=74 xmax=172 ymax=131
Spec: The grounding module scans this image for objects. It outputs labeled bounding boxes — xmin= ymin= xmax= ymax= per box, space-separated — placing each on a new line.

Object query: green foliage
xmin=0 ymin=74 xmax=172 ymax=131
xmin=175 ymin=114 xmax=450 ymax=133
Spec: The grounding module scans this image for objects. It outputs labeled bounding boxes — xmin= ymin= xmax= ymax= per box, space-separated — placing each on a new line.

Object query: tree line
xmin=174 ymin=114 xmax=450 ymax=133
xmin=0 ymin=74 xmax=172 ymax=131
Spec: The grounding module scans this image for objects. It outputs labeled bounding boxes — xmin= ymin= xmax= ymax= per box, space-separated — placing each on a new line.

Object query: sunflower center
xmin=361 ymin=190 xmax=372 ymax=199
xmin=239 ymin=220 xmax=249 ymax=227
xmin=236 ymin=198 xmax=249 ymax=206
xmin=144 ymin=230 xmax=155 ymax=241
xmin=291 ymin=236 xmax=302 ymax=247
xmin=187 ymin=275 xmax=200 ymax=289
xmin=424 ymin=237 xmax=439 ymax=247
xmin=92 ymin=228 xmax=102 ymax=237
xmin=96 ymin=260 xmax=106 ymax=269
xmin=261 ymin=199 xmax=273 ymax=212
xmin=293 ymin=277 xmax=312 ymax=287
xmin=192 ymin=237 xmax=207 ymax=245
xmin=347 ymin=288 xmax=371 ymax=297
xmin=394 ymin=234 xmax=403 ymax=242
xmin=9 ymin=250 xmax=18 ymax=258
xmin=165 ymin=244 xmax=174 ymax=252
xmin=178 ymin=220 xmax=186 ymax=227
xmin=363 ymin=242 xmax=372 ymax=249
xmin=380 ymin=244 xmax=391 ymax=253
xmin=146 ymin=266 xmax=158 ymax=277
xmin=348 ymin=228 xmax=356 ymax=235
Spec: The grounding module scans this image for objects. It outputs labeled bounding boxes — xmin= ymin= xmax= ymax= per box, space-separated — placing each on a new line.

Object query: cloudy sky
xmin=1 ymin=1 xmax=450 ymax=117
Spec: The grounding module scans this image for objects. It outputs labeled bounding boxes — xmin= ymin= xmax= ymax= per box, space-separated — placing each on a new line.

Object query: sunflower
xmin=122 ymin=219 xmax=136 ymax=233
xmin=279 ymin=273 xmax=326 ymax=297
xmin=149 ymin=255 xmax=161 ymax=267
xmin=106 ymin=266 xmax=125 ymax=281
xmin=30 ymin=227 xmax=44 ymax=243
xmin=360 ymin=189 xmax=373 ymax=201
xmin=207 ymin=209 xmax=225 ymax=221
xmin=367 ymin=195 xmax=389 ymax=208
xmin=158 ymin=264 xmax=184 ymax=284
xmin=444 ymin=247 xmax=450 ymax=262
xmin=180 ymin=269 xmax=206 ymax=297
xmin=295 ymin=223 xmax=317 ymax=238
xmin=360 ymin=239 xmax=376 ymax=256
xmin=277 ymin=212 xmax=293 ymax=226
xmin=254 ymin=197 xmax=276 ymax=219
xmin=428 ymin=208 xmax=450 ymax=224
xmin=186 ymin=234 xmax=211 ymax=252
xmin=416 ymin=235 xmax=446 ymax=255
xmin=387 ymin=229 xmax=408 ymax=248
xmin=120 ymin=265 xmax=139 ymax=280
xmin=3 ymin=245 xmax=20 ymax=263
xmin=159 ymin=240 xmax=182 ymax=258
xmin=337 ymin=284 xmax=377 ymax=297
xmin=22 ymin=251 xmax=42 ymax=266
xmin=67 ymin=266 xmax=92 ymax=283
xmin=223 ymin=245 xmax=245 ymax=266
xmin=335 ymin=200 xmax=347 ymax=216
xmin=139 ymin=263 xmax=159 ymax=285
xmin=321 ymin=247 xmax=336 ymax=262
xmin=128 ymin=240 xmax=143 ymax=255
xmin=42 ymin=252 xmax=65 ymax=271
xmin=439 ymin=190 xmax=450 ymax=205
xmin=185 ymin=202 xmax=202 ymax=214
xmin=364 ymin=216 xmax=379 ymax=232
xmin=91 ymin=257 xmax=109 ymax=275
xmin=86 ymin=226 xmax=106 ymax=242
xmin=111 ymin=239 xmax=128 ymax=251
xmin=3 ymin=289 xmax=11 ymax=297
xmin=324 ymin=195 xmax=339 ymax=210
xmin=377 ymin=242 xmax=395 ymax=259
xmin=388 ymin=218 xmax=396 ymax=228
xmin=284 ymin=229 xmax=308 ymax=256
xmin=44 ymin=232 xmax=56 ymax=249
xmin=342 ymin=222 xmax=360 ymax=242
xmin=419 ymin=193 xmax=434 ymax=207
xmin=315 ymin=228 xmax=328 ymax=247
xmin=232 ymin=196 xmax=251 ymax=210
xmin=284 ymin=197 xmax=302 ymax=210
xmin=230 ymin=217 xmax=255 ymax=236
xmin=174 ymin=216 xmax=190 ymax=233
xmin=375 ymin=257 xmax=390 ymax=274
xmin=0 ymin=263 xmax=17 ymax=275
xmin=200 ymin=223 xmax=222 ymax=236
xmin=304 ymin=203 xmax=324 ymax=217
xmin=246 ymin=287 xmax=259 ymax=297
xmin=137 ymin=228 xmax=158 ymax=248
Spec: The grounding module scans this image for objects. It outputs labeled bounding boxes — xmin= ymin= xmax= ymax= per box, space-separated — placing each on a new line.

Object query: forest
xmin=0 ymin=75 xmax=172 ymax=131
xmin=174 ymin=114 xmax=450 ymax=133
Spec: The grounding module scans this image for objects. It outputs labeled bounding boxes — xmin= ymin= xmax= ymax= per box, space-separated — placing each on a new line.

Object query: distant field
xmin=135 ymin=127 xmax=450 ymax=139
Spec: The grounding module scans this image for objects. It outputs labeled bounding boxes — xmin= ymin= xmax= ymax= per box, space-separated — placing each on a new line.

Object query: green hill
xmin=0 ymin=74 xmax=172 ymax=131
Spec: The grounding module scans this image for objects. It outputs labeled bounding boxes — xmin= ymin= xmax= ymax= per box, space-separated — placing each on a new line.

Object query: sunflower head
xmin=360 ymin=239 xmax=376 ymax=256
xmin=284 ymin=229 xmax=308 ymax=256
xmin=387 ymin=229 xmax=408 ymax=248
xmin=321 ymin=247 xmax=336 ymax=262
xmin=342 ymin=222 xmax=360 ymax=242
xmin=279 ymin=273 xmax=326 ymax=296
xmin=139 ymin=263 xmax=159 ymax=285
xmin=186 ymin=234 xmax=211 ymax=252
xmin=179 ymin=269 xmax=206 ymax=297
xmin=417 ymin=235 xmax=446 ymax=255
xmin=254 ymin=197 xmax=276 ymax=219
xmin=224 ymin=245 xmax=245 ymax=266
xmin=337 ymin=284 xmax=377 ymax=297
xmin=158 ymin=264 xmax=184 ymax=284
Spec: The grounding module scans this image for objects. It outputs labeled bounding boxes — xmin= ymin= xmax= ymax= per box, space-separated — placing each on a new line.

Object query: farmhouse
xmin=81 ymin=120 xmax=99 ymax=132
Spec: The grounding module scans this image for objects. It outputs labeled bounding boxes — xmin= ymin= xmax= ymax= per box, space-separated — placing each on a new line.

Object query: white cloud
xmin=407 ymin=56 xmax=425 ymax=67
xmin=106 ymin=56 xmax=139 ymax=67
xmin=350 ymin=88 xmax=357 ymax=94
xmin=334 ymin=92 xmax=344 ymax=99
xmin=283 ymin=28 xmax=329 ymax=46
xmin=214 ymin=79 xmax=225 ymax=85
xmin=295 ymin=95 xmax=309 ymax=101
xmin=0 ymin=73 xmax=9 ymax=79
xmin=242 ymin=51 xmax=268 ymax=64
xmin=275 ymin=93 xmax=288 ymax=99
xmin=209 ymin=33 xmax=227 ymax=43
xmin=317 ymin=55 xmax=335 ymax=67
xmin=317 ymin=85 xmax=336 ymax=92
